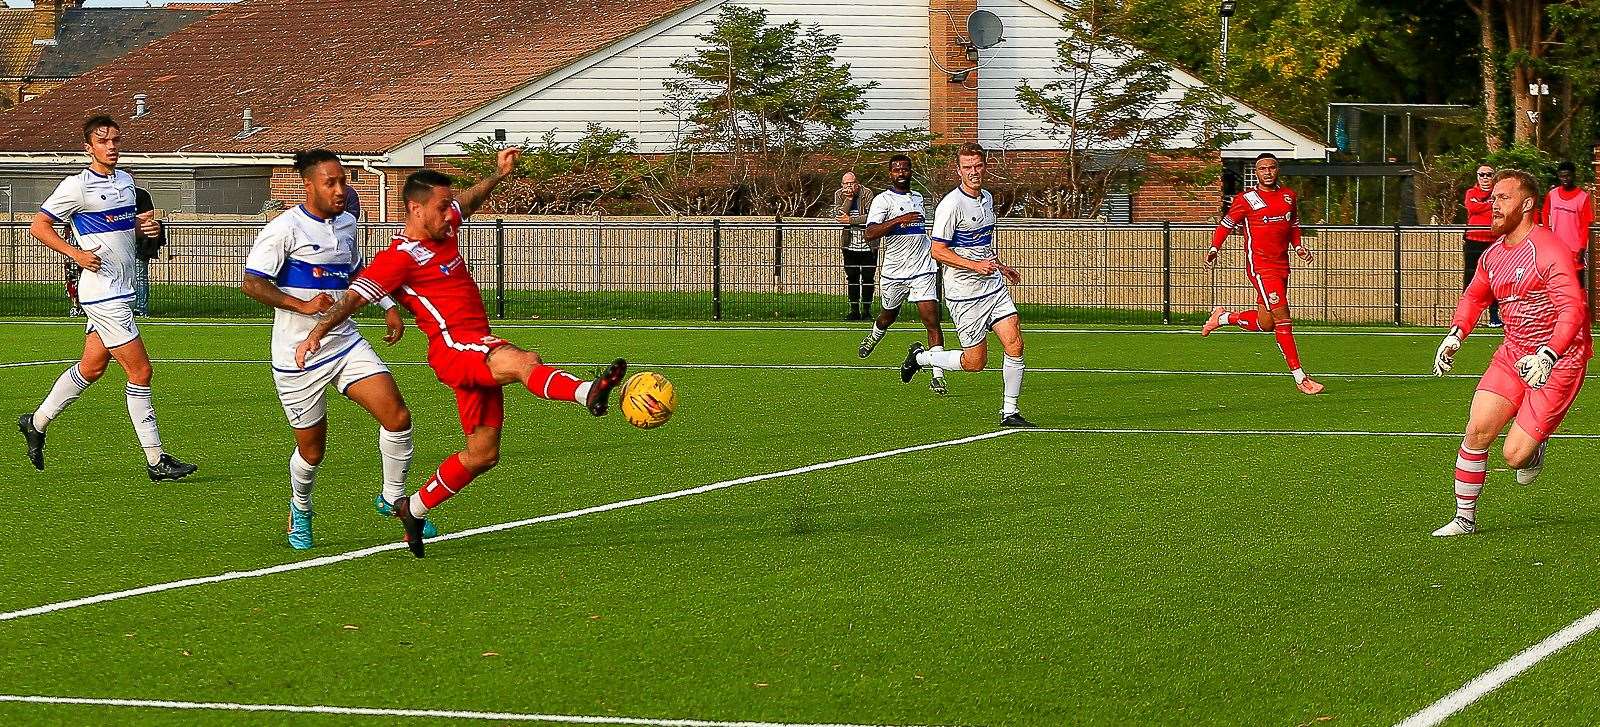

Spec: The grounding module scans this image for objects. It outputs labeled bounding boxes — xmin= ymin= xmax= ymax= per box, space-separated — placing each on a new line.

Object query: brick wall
xmin=1131 ymin=154 xmax=1224 ymax=223
xmin=928 ymin=0 xmax=978 ymax=144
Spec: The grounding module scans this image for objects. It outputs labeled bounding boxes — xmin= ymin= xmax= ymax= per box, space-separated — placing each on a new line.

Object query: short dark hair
xmin=293 ymin=149 xmax=341 ymax=178
xmin=1255 ymin=152 xmax=1279 ymax=163
xmin=1558 ymin=160 xmax=1577 ymax=173
xmin=956 ymin=142 xmax=986 ymax=161
xmin=889 ymin=154 xmax=912 ymax=166
xmin=82 ymin=115 xmax=119 ymax=142
xmin=1492 ymin=169 xmax=1540 ymax=200
xmin=403 ymin=169 xmax=453 ymax=205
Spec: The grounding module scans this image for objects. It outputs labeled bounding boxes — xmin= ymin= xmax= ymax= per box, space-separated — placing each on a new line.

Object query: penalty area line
xmin=0 ymin=694 xmax=940 ymax=727
xmin=0 ymin=430 xmax=1018 ymax=624
xmin=1394 ymin=606 xmax=1600 ymax=727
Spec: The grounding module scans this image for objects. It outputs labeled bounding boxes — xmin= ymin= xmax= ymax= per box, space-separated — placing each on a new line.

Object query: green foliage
xmin=1014 ymin=0 xmax=1246 ymax=218
xmin=453 ymin=124 xmax=645 ymax=215
xmin=662 ymin=6 xmax=874 ymax=155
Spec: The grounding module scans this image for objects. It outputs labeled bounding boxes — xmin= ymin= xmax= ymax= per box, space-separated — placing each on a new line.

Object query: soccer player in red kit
xmin=1200 ymin=153 xmax=1324 ymax=395
xmin=295 ymin=148 xmax=628 ymax=556
xmin=1430 ymin=169 xmax=1591 ymax=537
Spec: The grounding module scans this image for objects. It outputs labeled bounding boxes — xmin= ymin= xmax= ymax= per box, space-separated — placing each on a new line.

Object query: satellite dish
xmin=967 ymin=10 xmax=1005 ymax=50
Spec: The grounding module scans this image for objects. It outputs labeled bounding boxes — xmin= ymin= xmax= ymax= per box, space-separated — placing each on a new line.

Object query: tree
xmin=1015 ymin=0 xmax=1247 ymax=218
xmin=452 ymin=124 xmax=645 ymax=215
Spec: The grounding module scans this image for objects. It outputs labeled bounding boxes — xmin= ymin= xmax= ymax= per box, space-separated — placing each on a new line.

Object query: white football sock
xmin=33 ymin=363 xmax=91 ymax=431
xmin=124 ymin=383 xmax=164 ymax=466
xmin=929 ymin=345 xmax=946 ymax=378
xmin=1219 ymin=312 xmax=1232 ymax=325
xmin=1290 ymin=367 xmax=1308 ymax=384
xmin=868 ymin=324 xmax=887 ymax=341
xmin=378 ymin=426 xmax=413 ymax=504
xmin=408 ymin=490 xmax=430 ymax=518
xmin=290 ymin=448 xmax=318 ymax=513
xmin=917 ymin=348 xmax=964 ymax=371
xmin=573 ymin=381 xmax=593 ymax=404
xmin=1002 ymin=354 xmax=1025 ymax=415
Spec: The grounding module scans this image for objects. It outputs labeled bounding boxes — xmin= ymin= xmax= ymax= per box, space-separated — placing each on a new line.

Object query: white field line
xmin=0 ymin=320 xmax=1452 ymax=336
xmin=0 ymin=357 xmax=1504 ymax=380
xmin=0 ymin=694 xmax=938 ymax=727
xmin=1394 ymin=607 xmax=1600 ymax=727
xmin=0 ymin=430 xmax=1017 ymax=623
xmin=1021 ymin=428 xmax=1600 ymax=439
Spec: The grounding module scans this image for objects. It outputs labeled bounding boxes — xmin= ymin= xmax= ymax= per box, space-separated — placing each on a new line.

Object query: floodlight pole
xmin=1218 ymin=1 xmax=1235 ymax=79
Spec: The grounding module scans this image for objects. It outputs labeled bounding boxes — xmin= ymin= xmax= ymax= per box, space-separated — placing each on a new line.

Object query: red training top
xmin=1463 ymin=186 xmax=1496 ymax=243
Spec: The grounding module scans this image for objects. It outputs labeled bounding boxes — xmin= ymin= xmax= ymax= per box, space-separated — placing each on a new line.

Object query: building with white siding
xmin=0 ymin=0 xmax=1324 ymax=220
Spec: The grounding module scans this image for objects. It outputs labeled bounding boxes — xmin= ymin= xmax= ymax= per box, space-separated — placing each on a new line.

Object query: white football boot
xmin=1516 ymin=441 xmax=1547 ymax=485
xmin=1431 ymin=516 xmax=1477 ymax=537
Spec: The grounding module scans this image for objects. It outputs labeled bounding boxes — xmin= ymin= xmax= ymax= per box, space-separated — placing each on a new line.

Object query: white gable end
xmin=421 ymin=0 xmax=932 ymax=157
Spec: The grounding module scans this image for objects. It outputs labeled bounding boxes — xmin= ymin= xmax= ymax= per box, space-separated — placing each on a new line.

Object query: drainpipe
xmin=358 ymin=159 xmax=389 ymax=222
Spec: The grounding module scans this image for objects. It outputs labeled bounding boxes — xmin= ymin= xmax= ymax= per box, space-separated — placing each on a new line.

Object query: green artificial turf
xmin=0 ymin=319 xmax=1595 ymax=726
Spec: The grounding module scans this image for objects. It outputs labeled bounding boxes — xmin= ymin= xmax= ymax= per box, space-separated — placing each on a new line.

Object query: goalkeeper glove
xmin=1515 ymin=346 xmax=1560 ymax=389
xmin=1434 ymin=327 xmax=1462 ymax=377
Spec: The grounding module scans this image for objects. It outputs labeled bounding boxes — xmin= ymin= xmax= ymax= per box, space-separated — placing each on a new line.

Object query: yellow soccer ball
xmin=619 ymin=372 xmax=676 ymax=429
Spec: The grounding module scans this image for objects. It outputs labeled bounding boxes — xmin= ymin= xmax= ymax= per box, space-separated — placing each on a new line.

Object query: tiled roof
xmin=0 ymin=0 xmax=705 ymax=155
xmin=32 ymin=8 xmax=217 ymax=79
xmin=0 ymin=10 xmax=39 ymax=79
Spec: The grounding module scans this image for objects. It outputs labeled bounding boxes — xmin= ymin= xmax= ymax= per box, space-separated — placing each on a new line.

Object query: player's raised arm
xmin=455 ymin=147 xmax=521 ymax=218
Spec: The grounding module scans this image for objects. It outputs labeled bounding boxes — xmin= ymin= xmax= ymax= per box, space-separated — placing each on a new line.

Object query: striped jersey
xmin=40 ymin=168 xmax=141 ymax=305
xmin=1453 ymin=225 xmax=1591 ymax=370
xmin=867 ymin=187 xmax=937 ymax=280
xmin=1211 ymin=185 xmax=1302 ymax=276
xmin=930 ymin=186 xmax=1001 ymax=301
xmin=244 ymin=205 xmax=368 ymax=371
xmin=350 ymin=202 xmax=493 ymax=355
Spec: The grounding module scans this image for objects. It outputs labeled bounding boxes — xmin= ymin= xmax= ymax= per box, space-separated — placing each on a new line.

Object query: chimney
xmin=133 ymin=93 xmax=148 ymax=119
xmin=928 ymin=0 xmax=980 ymax=145
xmin=32 ymin=1 xmax=73 ymax=45
xmin=242 ymin=107 xmax=254 ymax=134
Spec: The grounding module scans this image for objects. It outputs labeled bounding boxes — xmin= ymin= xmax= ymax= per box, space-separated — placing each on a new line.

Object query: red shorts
xmin=427 ymin=334 xmax=511 ymax=434
xmin=1477 ymin=345 xmax=1588 ymax=442
xmin=1248 ymin=271 xmax=1288 ymax=309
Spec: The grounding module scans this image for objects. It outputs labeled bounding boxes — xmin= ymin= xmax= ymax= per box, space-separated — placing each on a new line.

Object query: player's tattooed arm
xmin=241 ymin=274 xmax=333 ymax=316
xmin=457 ymin=147 xmax=522 ymax=218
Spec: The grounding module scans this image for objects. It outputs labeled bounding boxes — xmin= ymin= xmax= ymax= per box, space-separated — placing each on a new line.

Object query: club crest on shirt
xmin=1515 ymin=267 xmax=1525 ymax=282
xmin=397 ymin=239 xmax=435 ymax=265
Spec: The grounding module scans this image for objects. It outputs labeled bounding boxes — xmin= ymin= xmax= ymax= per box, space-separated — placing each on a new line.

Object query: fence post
xmin=773 ymin=215 xmax=783 ymax=293
xmin=1393 ymin=223 xmax=1403 ymax=325
xmin=711 ymin=218 xmax=723 ymax=321
xmin=1161 ymin=220 xmax=1172 ymax=325
xmin=494 ymin=217 xmax=506 ymax=319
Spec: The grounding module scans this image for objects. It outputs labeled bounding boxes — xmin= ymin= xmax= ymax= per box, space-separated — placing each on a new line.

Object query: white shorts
xmin=272 ymin=339 xmax=391 ymax=429
xmin=947 ymin=286 xmax=1019 ymax=348
xmin=880 ymin=272 xmax=938 ymax=311
xmin=83 ymin=295 xmax=139 ymax=349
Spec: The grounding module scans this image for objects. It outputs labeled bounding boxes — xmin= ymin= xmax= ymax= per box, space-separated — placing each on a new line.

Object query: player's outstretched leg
xmin=1201 ymin=305 xmax=1227 ymax=336
xmin=1272 ymin=316 xmax=1323 ymax=395
xmin=493 ymin=345 xmax=626 ymax=417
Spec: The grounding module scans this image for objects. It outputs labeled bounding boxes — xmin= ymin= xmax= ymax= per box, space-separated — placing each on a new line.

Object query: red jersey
xmin=1211 ymin=185 xmax=1303 ymax=275
xmin=349 ymin=202 xmax=493 ymax=352
xmin=1463 ymin=186 xmax=1496 ymax=243
xmin=1452 ymin=225 xmax=1591 ymax=370
xmin=1541 ymin=186 xmax=1593 ymax=260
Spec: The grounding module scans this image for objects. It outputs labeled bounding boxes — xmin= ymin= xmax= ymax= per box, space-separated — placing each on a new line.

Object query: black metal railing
xmin=0 ymin=219 xmax=1543 ymax=326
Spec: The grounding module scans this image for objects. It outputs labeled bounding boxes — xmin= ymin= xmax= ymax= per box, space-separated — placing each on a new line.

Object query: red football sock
xmin=418 ymin=453 xmax=475 ymax=511
xmin=1231 ymin=310 xmax=1261 ymax=331
xmin=525 ymin=364 xmax=582 ymax=403
xmin=1274 ymin=319 xmax=1302 ymax=370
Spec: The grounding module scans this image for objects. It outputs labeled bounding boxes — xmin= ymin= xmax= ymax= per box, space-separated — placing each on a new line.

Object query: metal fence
xmin=0 ymin=218 xmax=1535 ymax=325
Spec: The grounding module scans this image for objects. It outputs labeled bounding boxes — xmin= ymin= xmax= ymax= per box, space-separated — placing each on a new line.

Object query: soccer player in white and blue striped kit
xmin=17 ymin=116 xmax=197 ymax=480
xmin=899 ymin=143 xmax=1034 ymax=428
xmin=242 ymin=150 xmax=433 ymax=550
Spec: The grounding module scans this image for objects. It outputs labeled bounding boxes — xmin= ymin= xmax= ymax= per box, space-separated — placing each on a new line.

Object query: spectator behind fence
xmin=1463 ymin=163 xmax=1501 ymax=327
xmin=132 ymin=187 xmax=163 ymax=316
xmin=833 ymin=172 xmax=876 ymax=320
xmin=1542 ymin=160 xmax=1592 ymax=272
xmin=344 ymin=184 xmax=362 ymax=221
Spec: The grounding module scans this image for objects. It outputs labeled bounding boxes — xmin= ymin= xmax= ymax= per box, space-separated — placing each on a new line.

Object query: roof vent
xmin=133 ymin=93 xmax=148 ymax=119
xmin=234 ymin=107 xmax=265 ymax=140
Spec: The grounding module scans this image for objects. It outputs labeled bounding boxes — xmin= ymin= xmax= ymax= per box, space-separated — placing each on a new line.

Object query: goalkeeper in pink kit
xmin=1431 ymin=170 xmax=1592 ymax=537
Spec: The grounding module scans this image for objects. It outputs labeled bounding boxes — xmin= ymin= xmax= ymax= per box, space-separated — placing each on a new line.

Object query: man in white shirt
xmin=242 ymin=149 xmax=429 ymax=550
xmin=18 ymin=116 xmax=197 ymax=480
xmin=900 ymin=143 xmax=1034 ymax=428
xmin=857 ymin=154 xmax=949 ymax=395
